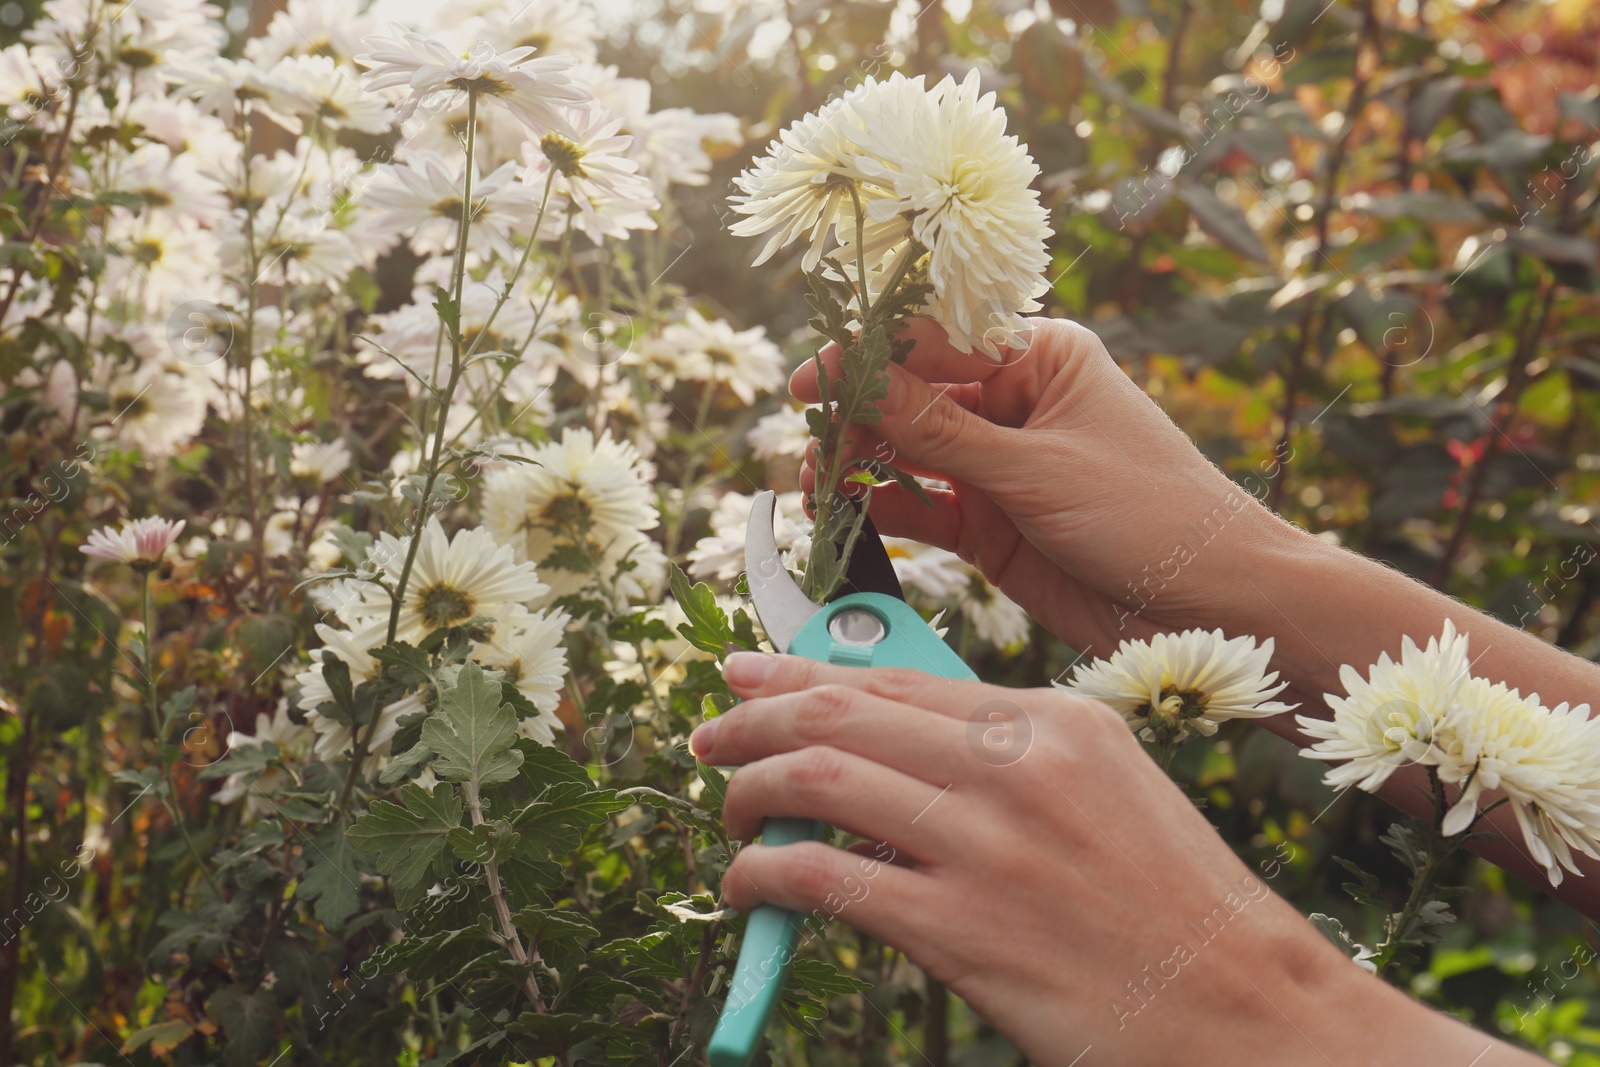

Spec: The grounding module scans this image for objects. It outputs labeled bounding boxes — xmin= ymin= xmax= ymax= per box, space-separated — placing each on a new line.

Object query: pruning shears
xmin=706 ymin=491 xmax=977 ymax=1067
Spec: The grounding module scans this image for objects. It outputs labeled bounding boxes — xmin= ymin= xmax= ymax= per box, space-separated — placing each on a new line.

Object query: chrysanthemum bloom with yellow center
xmin=1060 ymin=628 xmax=1295 ymax=767
xmin=335 ymin=519 xmax=548 ymax=645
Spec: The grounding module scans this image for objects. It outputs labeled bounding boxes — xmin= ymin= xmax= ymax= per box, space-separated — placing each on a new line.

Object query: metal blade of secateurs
xmin=836 ymin=500 xmax=904 ymax=602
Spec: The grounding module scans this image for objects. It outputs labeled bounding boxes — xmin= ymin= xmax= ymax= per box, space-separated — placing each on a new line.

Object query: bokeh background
xmin=4 ymin=0 xmax=1600 ymax=1063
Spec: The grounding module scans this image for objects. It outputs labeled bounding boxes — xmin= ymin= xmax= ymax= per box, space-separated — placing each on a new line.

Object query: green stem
xmin=337 ymin=94 xmax=481 ymax=810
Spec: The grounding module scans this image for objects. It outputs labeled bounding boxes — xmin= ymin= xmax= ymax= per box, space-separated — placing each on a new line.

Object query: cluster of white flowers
xmin=1058 ymin=629 xmax=1295 ymax=742
xmin=1299 ymin=622 xmax=1600 ymax=886
xmin=2 ymin=0 xmax=751 ymax=471
xmin=731 ymin=70 xmax=1052 ymax=358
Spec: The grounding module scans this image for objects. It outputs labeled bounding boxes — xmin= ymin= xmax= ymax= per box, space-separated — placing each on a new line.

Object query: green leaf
xmin=423 ymin=662 xmax=524 ymax=787
xmin=120 ymin=1020 xmax=194 ymax=1056
xmin=698 ymin=764 xmax=728 ymax=814
xmin=204 ymin=987 xmax=277 ymax=1067
xmin=667 ymin=564 xmax=732 ymax=657
xmin=790 ymin=957 xmax=872 ymax=997
xmin=370 ymin=641 xmax=432 ymax=687
xmin=296 ymin=823 xmax=367 ymax=929
xmin=512 ymin=782 xmax=631 ymax=856
xmin=1175 ymin=182 xmax=1271 ymax=263
xmin=348 ymin=783 xmax=462 ymax=909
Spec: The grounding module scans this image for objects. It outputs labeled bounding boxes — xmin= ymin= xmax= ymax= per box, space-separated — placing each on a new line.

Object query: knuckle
xmin=793 ymin=686 xmax=853 ymax=740
xmin=781 ymin=843 xmax=841 ymax=903
xmin=920 ymin=393 xmax=966 ymax=448
xmin=864 ymin=667 xmax=933 ymax=705
xmin=786 ymin=745 xmax=846 ymax=795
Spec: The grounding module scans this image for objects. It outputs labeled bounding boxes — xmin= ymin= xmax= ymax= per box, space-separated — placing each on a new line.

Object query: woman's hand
xmin=694 ymin=653 xmax=1535 ymax=1067
xmin=792 ymin=316 xmax=1285 ymax=660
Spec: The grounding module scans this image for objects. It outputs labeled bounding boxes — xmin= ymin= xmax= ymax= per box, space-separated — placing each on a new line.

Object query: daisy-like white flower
xmin=688 ymin=490 xmax=809 ymax=583
xmin=244 ymin=0 xmax=375 ymax=67
xmin=104 ymin=367 xmax=207 ymax=457
xmin=97 ymin=142 xmax=228 ymax=225
xmin=356 ymin=29 xmax=590 ymax=132
xmin=214 ymin=702 xmax=313 ymax=817
xmin=523 ymin=105 xmax=659 ymax=241
xmin=747 ymin=406 xmax=811 ymax=461
xmin=81 ymin=516 xmax=186 ymax=568
xmin=650 ymin=309 xmax=785 ymax=404
xmin=0 ymin=42 xmax=55 ymax=121
xmin=361 ymin=153 xmax=540 ymax=264
xmin=471 ymin=605 xmax=570 ymax=743
xmin=1297 ymin=621 xmax=1471 ymax=793
xmin=104 ymin=210 xmax=223 ymax=315
xmin=167 ymin=55 xmax=305 ymax=132
xmin=1061 ymin=629 xmax=1295 ymax=747
xmin=274 ymin=54 xmax=393 ymax=135
xmin=468 ymin=0 xmax=601 ymax=64
xmin=633 ymin=106 xmax=741 ymax=193
xmin=352 ymin=520 xmax=548 ymax=642
xmin=1433 ymin=679 xmax=1600 ymax=886
xmin=289 ymin=438 xmax=352 ymax=483
xmin=481 ymin=427 xmax=660 ymax=601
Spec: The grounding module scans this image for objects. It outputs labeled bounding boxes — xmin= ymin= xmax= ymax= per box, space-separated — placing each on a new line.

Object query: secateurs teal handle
xmin=708 ymin=497 xmax=978 ymax=1067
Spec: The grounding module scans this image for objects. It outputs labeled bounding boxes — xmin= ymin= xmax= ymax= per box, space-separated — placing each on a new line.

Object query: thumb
xmin=873 ymin=361 xmax=1025 ymax=488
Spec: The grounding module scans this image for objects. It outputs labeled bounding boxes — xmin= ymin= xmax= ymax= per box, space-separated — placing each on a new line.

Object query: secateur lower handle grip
xmin=706 ymin=817 xmax=828 ymax=1067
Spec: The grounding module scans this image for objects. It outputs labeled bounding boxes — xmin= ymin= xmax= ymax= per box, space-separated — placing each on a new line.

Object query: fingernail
xmin=879 ymin=364 xmax=907 ymax=415
xmin=690 ymin=717 xmax=720 ymax=758
xmin=723 ymin=651 xmax=778 ymax=688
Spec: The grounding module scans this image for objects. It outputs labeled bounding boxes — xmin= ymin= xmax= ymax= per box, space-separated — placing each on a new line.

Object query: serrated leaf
xmin=667 ymin=564 xmax=731 ymax=657
xmin=347 ymin=783 xmax=462 ymax=909
xmin=204 ymin=987 xmax=277 ymax=1067
xmin=296 ymin=823 xmax=367 ymax=929
xmin=512 ymin=782 xmax=631 ymax=856
xmin=424 ymin=662 xmax=524 ymax=787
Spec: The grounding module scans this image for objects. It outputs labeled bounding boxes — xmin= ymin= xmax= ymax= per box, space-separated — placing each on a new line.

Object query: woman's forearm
xmin=1225 ymin=514 xmax=1600 ymax=913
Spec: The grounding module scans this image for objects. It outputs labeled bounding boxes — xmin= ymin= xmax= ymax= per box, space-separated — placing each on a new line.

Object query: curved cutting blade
xmin=744 ymin=490 xmax=821 ymax=654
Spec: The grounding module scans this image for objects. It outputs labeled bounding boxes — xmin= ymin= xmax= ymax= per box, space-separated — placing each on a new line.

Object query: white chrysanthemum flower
xmin=274 ymin=54 xmax=393 ymax=134
xmin=295 ymin=622 xmax=426 ymax=766
xmin=289 ymin=438 xmax=352 ymax=483
xmin=244 ymin=0 xmax=375 ymax=67
xmin=356 ymin=29 xmax=591 ymax=132
xmin=81 ymin=516 xmax=186 ymax=567
xmin=687 ymin=490 xmax=808 ymax=583
xmin=361 ymin=154 xmax=539 ymax=264
xmin=95 ymin=142 xmax=228 ymax=225
xmin=1297 ymin=621 xmax=1471 ymax=792
xmin=472 ymin=605 xmax=570 ymax=742
xmin=214 ymin=702 xmax=314 ymax=817
xmin=747 ymin=406 xmax=811 ymax=461
xmin=884 ymin=537 xmax=969 ymax=599
xmin=523 ymin=105 xmax=659 ymax=241
xmin=731 ymin=71 xmax=1052 ymax=358
xmin=105 ymin=210 xmax=222 ymax=315
xmin=729 ymin=87 xmax=896 ymax=271
xmin=167 ymin=55 xmax=306 ymax=132
xmin=357 ymin=265 xmax=538 ymax=393
xmin=468 ymin=0 xmax=600 ymax=64
xmin=1435 ymin=678 xmax=1600 ymax=886
xmin=104 ymin=368 xmax=207 ymax=457
xmin=335 ymin=519 xmax=549 ymax=643
xmin=633 ymin=106 xmax=740 ymax=193
xmin=1062 ymin=629 xmax=1295 ymax=743
xmin=960 ymin=575 xmax=1031 ymax=649
xmin=481 ymin=427 xmax=660 ymax=602
xmin=851 ymin=70 xmax=1051 ymax=357
xmin=0 ymin=42 xmax=55 ymax=121
xmin=649 ymin=309 xmax=785 ymax=404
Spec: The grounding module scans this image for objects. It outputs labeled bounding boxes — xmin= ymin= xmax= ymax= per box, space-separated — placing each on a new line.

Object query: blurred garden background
xmin=3 ymin=0 xmax=1600 ymax=1063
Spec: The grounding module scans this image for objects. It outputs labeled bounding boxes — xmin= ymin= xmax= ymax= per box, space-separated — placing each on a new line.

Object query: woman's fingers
xmin=692 ymin=685 xmax=974 ymax=785
xmin=718 ymin=652 xmax=1063 ymax=726
xmin=721 ymin=840 xmax=936 ymax=951
xmin=719 ymin=747 xmax=963 ymax=863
